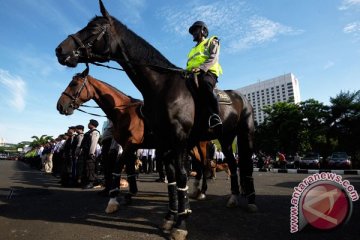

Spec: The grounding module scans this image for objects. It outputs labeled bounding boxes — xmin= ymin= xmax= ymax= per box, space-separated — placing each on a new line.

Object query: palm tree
xmin=29 ymin=135 xmax=53 ymax=147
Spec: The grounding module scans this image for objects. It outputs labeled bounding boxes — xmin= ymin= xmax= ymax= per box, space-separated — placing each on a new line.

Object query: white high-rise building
xmin=236 ymin=73 xmax=301 ymax=124
xmin=0 ymin=137 xmax=5 ymax=146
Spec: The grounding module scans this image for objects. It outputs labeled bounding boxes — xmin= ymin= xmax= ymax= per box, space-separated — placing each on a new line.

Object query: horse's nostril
xmin=57 ymin=103 xmax=63 ymax=113
xmin=55 ymin=46 xmax=62 ymax=55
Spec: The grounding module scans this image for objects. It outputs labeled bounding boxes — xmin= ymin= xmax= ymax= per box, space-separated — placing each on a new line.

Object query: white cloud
xmin=339 ymin=0 xmax=360 ymax=10
xmin=343 ymin=21 xmax=360 ymax=40
xmin=159 ymin=1 xmax=248 ymax=37
xmin=0 ymin=69 xmax=27 ymax=112
xmin=158 ymin=1 xmax=302 ymax=53
xmin=344 ymin=21 xmax=360 ymax=33
xmin=228 ymin=16 xmax=302 ymax=52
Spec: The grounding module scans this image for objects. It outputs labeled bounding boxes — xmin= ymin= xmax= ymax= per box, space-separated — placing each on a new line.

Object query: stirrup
xmin=209 ymin=114 xmax=222 ymax=128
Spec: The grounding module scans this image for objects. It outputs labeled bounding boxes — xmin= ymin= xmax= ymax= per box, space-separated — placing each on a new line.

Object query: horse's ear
xmin=81 ymin=66 xmax=89 ymax=77
xmin=99 ymin=0 xmax=111 ymax=22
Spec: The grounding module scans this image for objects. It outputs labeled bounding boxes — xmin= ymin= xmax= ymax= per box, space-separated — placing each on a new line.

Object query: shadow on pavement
xmin=0 ymin=160 xmax=359 ymax=240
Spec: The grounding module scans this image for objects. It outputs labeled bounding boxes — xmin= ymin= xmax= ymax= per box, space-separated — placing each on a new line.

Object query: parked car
xmin=327 ymin=152 xmax=352 ymax=169
xmin=299 ymin=152 xmax=321 ymax=169
xmin=0 ymin=153 xmax=19 ymax=160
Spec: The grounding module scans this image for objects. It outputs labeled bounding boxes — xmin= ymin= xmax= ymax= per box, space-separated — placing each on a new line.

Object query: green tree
xmin=254 ymin=89 xmax=360 ymax=168
xmin=300 ymin=99 xmax=330 ymax=156
xmin=256 ymin=102 xmax=303 ymax=156
xmin=328 ymin=90 xmax=360 ymax=167
xmin=29 ymin=135 xmax=53 ymax=147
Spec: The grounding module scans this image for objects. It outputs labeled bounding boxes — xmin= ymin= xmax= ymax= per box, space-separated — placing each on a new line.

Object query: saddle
xmin=185 ymin=73 xmax=232 ymax=105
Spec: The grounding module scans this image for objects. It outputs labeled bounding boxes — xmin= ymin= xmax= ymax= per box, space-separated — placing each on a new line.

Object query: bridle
xmin=61 ymin=75 xmax=89 ymax=109
xmin=60 ymin=74 xmax=143 ymax=118
xmin=68 ymin=23 xmax=111 ymax=62
xmin=66 ymin=19 xmax=186 ymax=74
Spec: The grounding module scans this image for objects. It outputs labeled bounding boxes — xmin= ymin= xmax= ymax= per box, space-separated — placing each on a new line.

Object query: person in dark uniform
xmin=73 ymin=125 xmax=84 ymax=186
xmin=60 ymin=126 xmax=76 ymax=187
xmin=155 ymin=149 xmax=166 ymax=182
xmin=81 ymin=119 xmax=100 ymax=189
xmin=98 ymin=119 xmax=115 ymax=196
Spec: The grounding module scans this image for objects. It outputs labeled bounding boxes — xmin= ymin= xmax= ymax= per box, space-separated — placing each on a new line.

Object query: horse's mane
xmin=100 ymin=16 xmax=179 ymax=69
xmin=97 ymin=79 xmax=142 ymax=103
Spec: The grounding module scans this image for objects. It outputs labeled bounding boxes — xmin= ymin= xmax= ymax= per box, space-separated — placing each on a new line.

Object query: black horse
xmin=55 ymin=1 xmax=256 ymax=239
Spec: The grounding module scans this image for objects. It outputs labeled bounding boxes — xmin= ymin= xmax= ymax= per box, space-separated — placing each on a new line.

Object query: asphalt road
xmin=0 ymin=160 xmax=359 ymax=240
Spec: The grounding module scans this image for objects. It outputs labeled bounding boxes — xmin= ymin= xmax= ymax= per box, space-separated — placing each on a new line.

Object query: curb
xmin=253 ymin=168 xmax=360 ymax=175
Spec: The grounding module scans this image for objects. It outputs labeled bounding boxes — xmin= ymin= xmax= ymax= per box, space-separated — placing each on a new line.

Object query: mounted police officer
xmin=186 ymin=21 xmax=223 ymax=135
xmin=81 ymin=119 xmax=100 ymax=189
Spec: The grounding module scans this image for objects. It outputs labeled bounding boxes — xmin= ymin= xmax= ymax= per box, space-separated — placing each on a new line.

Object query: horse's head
xmin=57 ymin=67 xmax=92 ymax=115
xmin=55 ymin=0 xmax=114 ymax=67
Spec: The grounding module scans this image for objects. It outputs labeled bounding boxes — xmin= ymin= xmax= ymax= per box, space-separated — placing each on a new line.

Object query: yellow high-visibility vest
xmin=186 ymin=36 xmax=223 ymax=77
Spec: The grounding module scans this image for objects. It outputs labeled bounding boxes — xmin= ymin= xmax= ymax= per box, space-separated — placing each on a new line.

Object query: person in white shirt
xmin=215 ymin=149 xmax=225 ymax=163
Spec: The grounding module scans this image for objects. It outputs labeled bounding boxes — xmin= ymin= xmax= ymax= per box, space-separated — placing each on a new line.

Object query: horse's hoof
xmin=226 ymin=194 xmax=239 ymax=208
xmin=197 ymin=193 xmax=206 ymax=200
xmin=170 ymin=228 xmax=188 ymax=240
xmin=105 ymin=198 xmax=120 ymax=214
xmin=161 ymin=219 xmax=175 ymax=233
xmin=247 ymin=203 xmax=258 ymax=213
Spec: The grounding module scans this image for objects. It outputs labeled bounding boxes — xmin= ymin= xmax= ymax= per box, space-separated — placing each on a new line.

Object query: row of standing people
xmin=25 ymin=120 xmax=102 ymax=189
xmin=38 ymin=117 xmax=166 ymax=195
xmin=56 ymin=119 xmax=103 ymax=189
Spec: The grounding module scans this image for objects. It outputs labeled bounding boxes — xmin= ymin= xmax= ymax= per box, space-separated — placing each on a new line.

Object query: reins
xmin=89 ymin=59 xmax=186 ymax=74
xmin=76 ymin=108 xmax=106 ymax=117
xmin=76 ymin=102 xmax=143 ymax=118
xmin=75 ymin=97 xmax=143 ymax=118
xmin=91 ymin=61 xmax=125 ymax=71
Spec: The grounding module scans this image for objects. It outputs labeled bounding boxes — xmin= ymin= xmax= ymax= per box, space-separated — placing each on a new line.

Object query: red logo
xmin=301 ymin=183 xmax=350 ymax=230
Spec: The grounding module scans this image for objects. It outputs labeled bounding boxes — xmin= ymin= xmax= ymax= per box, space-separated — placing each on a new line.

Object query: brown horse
xmin=55 ymin=1 xmax=256 ymax=238
xmin=57 ymin=67 xmax=150 ymax=213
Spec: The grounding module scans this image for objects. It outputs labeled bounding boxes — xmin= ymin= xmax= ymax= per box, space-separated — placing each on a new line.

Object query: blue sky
xmin=0 ymin=0 xmax=360 ymax=144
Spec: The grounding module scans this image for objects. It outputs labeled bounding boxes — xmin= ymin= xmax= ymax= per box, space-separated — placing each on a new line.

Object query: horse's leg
xmin=105 ymin=148 xmax=132 ymax=213
xmin=189 ymin=154 xmax=202 ymax=199
xmin=171 ymin=146 xmax=191 ymax=240
xmin=198 ymin=142 xmax=208 ymax=200
xmin=222 ymin=143 xmax=240 ymax=208
xmin=238 ymin=114 xmax=257 ymax=212
xmin=105 ymin=153 xmax=123 ymax=213
xmin=161 ymin=150 xmax=178 ymax=233
xmin=198 ymin=166 xmax=207 ymax=200
xmin=238 ymin=141 xmax=257 ymax=212
xmin=124 ymin=151 xmax=138 ymax=204
xmin=212 ymin=162 xmax=217 ymax=179
xmin=226 ymin=165 xmax=231 ymax=180
xmin=188 ymin=146 xmax=201 ymax=199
